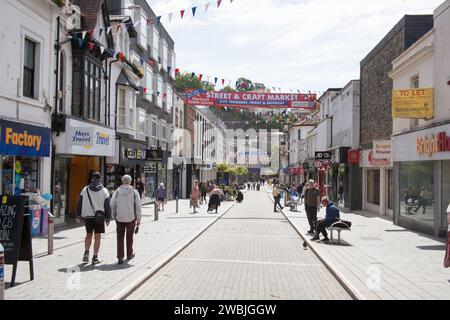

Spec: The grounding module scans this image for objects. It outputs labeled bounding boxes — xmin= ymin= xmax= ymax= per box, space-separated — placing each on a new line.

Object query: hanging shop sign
xmin=0 ymin=120 xmax=50 ymax=157
xmin=348 ymin=149 xmax=360 ymax=165
xmin=61 ymin=119 xmax=115 ymax=157
xmin=315 ymin=151 xmax=332 ymax=161
xmin=146 ymin=148 xmax=164 ymax=162
xmin=185 ymin=90 xmax=317 ymax=109
xmin=392 ymin=88 xmax=434 ymax=119
xmin=373 ymin=140 xmax=392 ymax=160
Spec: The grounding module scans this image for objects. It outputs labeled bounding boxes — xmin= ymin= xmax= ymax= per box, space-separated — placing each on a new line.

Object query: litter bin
xmin=29 ymin=205 xmax=42 ymax=237
xmin=40 ymin=206 xmax=50 ymax=235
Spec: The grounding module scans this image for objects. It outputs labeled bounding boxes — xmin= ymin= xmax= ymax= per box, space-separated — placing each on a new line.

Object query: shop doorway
xmin=68 ymin=156 xmax=100 ymax=216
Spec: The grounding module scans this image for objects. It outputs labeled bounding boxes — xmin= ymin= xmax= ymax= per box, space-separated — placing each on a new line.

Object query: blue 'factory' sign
xmin=0 ymin=120 xmax=51 ymax=157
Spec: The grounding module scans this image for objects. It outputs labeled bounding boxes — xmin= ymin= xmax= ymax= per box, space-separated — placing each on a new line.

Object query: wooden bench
xmin=326 ymin=220 xmax=351 ymax=244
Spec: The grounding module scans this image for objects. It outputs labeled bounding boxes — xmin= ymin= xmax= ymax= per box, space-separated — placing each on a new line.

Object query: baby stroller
xmin=208 ymin=193 xmax=221 ymax=213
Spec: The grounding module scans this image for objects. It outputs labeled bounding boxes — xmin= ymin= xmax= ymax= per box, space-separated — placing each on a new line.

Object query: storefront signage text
xmin=0 ymin=120 xmax=50 ymax=157
xmin=392 ymin=88 xmax=434 ymax=119
xmin=416 ymin=132 xmax=450 ymax=157
xmin=124 ymin=148 xmax=147 ymax=160
xmin=373 ymin=140 xmax=392 ymax=160
xmin=96 ymin=132 xmax=110 ymax=146
xmin=72 ymin=129 xmax=92 ymax=145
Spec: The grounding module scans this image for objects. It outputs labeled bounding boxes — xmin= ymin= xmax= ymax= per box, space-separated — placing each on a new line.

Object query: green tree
xmin=221 ymin=86 xmax=235 ymax=93
xmin=173 ymin=73 xmax=203 ymax=92
xmin=235 ymin=77 xmax=255 ymax=92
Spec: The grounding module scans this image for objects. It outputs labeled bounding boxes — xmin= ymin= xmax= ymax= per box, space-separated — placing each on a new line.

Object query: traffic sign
xmin=313 ymin=160 xmax=322 ymax=168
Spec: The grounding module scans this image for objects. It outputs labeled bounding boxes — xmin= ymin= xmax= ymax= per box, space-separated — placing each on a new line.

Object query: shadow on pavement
xmin=58 ymin=262 xmax=134 ymax=273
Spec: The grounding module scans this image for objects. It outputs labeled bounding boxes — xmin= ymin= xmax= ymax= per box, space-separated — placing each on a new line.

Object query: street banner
xmin=392 ymin=88 xmax=434 ymax=119
xmin=184 ymin=90 xmax=317 ymax=109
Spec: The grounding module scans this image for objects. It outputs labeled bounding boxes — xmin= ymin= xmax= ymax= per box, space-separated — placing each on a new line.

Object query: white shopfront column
xmin=380 ymin=166 xmax=387 ymax=216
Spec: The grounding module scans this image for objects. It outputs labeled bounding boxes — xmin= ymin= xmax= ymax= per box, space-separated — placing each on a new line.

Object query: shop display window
xmin=442 ymin=161 xmax=450 ymax=229
xmin=1 ymin=156 xmax=39 ymax=196
xmin=399 ymin=162 xmax=434 ymax=226
xmin=367 ymin=169 xmax=380 ymax=205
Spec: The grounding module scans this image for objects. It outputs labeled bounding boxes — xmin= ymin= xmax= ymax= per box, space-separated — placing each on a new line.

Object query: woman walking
xmin=156 ymin=183 xmax=167 ymax=211
xmin=111 ymin=175 xmax=142 ymax=265
xmin=191 ymin=180 xmax=200 ymax=214
xmin=208 ymin=185 xmax=222 ymax=213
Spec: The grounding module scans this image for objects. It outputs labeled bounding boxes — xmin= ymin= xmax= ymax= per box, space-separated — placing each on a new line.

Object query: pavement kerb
xmin=265 ymin=189 xmax=364 ymax=301
xmin=111 ymin=200 xmax=238 ymax=300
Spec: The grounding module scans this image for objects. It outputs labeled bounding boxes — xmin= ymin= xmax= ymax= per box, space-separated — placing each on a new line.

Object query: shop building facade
xmin=391 ymin=0 xmax=450 ymax=237
xmin=359 ymin=14 xmax=434 ymax=217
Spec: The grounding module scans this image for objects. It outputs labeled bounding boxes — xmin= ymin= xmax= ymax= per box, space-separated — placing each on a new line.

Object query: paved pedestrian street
xmin=3 ymin=200 xmax=234 ymax=300
xmin=127 ymin=191 xmax=351 ymax=300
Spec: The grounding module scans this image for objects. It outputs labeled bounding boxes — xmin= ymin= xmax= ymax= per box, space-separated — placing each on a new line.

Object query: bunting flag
xmin=191 ymin=72 xmax=195 ymax=78
xmin=106 ymin=27 xmax=112 ymax=34
xmin=158 ymin=63 xmax=162 ymax=71
xmin=88 ymin=42 xmax=95 ymax=51
xmin=175 ymin=68 xmax=180 ymax=74
xmin=205 ymin=3 xmax=210 ymax=12
xmin=89 ymin=31 xmax=94 ymax=38
xmin=99 ymin=29 xmax=103 ymax=37
xmin=157 ymin=91 xmax=160 ymax=96
xmin=222 ymin=79 xmax=225 ymax=85
xmin=133 ymin=20 xmax=140 ymax=28
xmin=217 ymin=0 xmax=223 ymax=8
xmin=146 ymin=18 xmax=152 ymax=25
xmin=144 ymin=87 xmax=148 ymax=94
xmin=168 ymin=13 xmax=173 ymax=22
xmin=167 ymin=66 xmax=172 ymax=73
xmin=82 ymin=31 xmax=87 ymax=39
xmin=118 ymin=52 xmax=124 ymax=61
xmin=214 ymin=77 xmax=218 ymax=84
xmin=148 ymin=59 xmax=155 ymax=66
xmin=100 ymin=46 xmax=105 ymax=54
xmin=180 ymin=9 xmax=185 ymax=19
xmin=140 ymin=58 xmax=145 ymax=66
xmin=199 ymin=74 xmax=203 ymax=81
xmin=77 ymin=38 xmax=83 ymax=48
xmin=163 ymin=93 xmax=167 ymax=98
xmin=156 ymin=16 xmax=162 ymax=25
xmin=192 ymin=7 xmax=197 ymax=17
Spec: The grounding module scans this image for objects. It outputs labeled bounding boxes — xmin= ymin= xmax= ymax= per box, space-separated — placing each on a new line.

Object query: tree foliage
xmin=235 ymin=77 xmax=255 ymax=92
xmin=173 ymin=73 xmax=203 ymax=92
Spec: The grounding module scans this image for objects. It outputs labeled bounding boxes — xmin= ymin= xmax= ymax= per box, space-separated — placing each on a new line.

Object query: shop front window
xmin=367 ymin=169 xmax=380 ymax=205
xmin=1 ymin=156 xmax=39 ymax=196
xmin=388 ymin=169 xmax=394 ymax=210
xmin=399 ymin=162 xmax=434 ymax=226
xmin=54 ymin=157 xmax=70 ymax=219
xmin=442 ymin=161 xmax=450 ymax=229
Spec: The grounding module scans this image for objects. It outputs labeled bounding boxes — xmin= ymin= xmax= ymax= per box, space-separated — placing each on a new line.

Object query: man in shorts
xmin=76 ymin=172 xmax=111 ymax=264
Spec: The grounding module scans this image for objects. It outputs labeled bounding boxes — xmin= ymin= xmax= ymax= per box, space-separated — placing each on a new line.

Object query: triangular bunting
xmin=82 ymin=31 xmax=87 ymax=39
xmin=158 ymin=63 xmax=162 ymax=71
xmin=146 ymin=18 xmax=151 ymax=25
xmin=192 ymin=7 xmax=197 ymax=17
xmin=168 ymin=13 xmax=173 ymax=22
xmin=100 ymin=46 xmax=105 ymax=54
xmin=156 ymin=16 xmax=162 ymax=25
xmin=199 ymin=74 xmax=203 ymax=81
xmin=175 ymin=68 xmax=180 ymax=74
xmin=167 ymin=66 xmax=172 ymax=73
xmin=205 ymin=3 xmax=210 ymax=13
xmin=88 ymin=42 xmax=95 ymax=51
xmin=157 ymin=91 xmax=160 ymax=96
xmin=140 ymin=58 xmax=145 ymax=66
xmin=191 ymin=72 xmax=195 ymax=78
xmin=99 ymin=29 xmax=103 ymax=37
xmin=180 ymin=10 xmax=185 ymax=19
xmin=106 ymin=27 xmax=112 ymax=34
xmin=214 ymin=77 xmax=218 ymax=84
xmin=217 ymin=0 xmax=223 ymax=8
xmin=222 ymin=79 xmax=225 ymax=85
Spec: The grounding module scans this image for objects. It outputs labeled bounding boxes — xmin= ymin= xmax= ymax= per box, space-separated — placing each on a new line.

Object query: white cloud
xmin=146 ymin=0 xmax=442 ymax=92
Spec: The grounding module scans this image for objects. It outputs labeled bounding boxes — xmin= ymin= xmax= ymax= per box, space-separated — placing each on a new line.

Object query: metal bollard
xmin=154 ymin=201 xmax=159 ymax=221
xmin=0 ymin=243 xmax=4 ymax=300
xmin=48 ymin=212 xmax=54 ymax=255
xmin=176 ymin=197 xmax=179 ymax=214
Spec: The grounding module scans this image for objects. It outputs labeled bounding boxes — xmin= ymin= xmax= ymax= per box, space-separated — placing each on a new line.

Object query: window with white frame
xmin=118 ymin=88 xmax=126 ymax=126
xmin=23 ymin=38 xmax=38 ymax=99
xmin=139 ymin=109 xmax=146 ymax=135
xmin=166 ymin=85 xmax=173 ymax=113
xmin=157 ymin=75 xmax=163 ymax=107
xmin=129 ymin=94 xmax=134 ymax=128
xmin=151 ymin=117 xmax=157 ymax=139
xmin=138 ymin=10 xmax=148 ymax=49
xmin=145 ymin=64 xmax=154 ymax=101
xmin=145 ymin=114 xmax=149 ymax=137
xmin=152 ymin=26 xmax=159 ymax=58
xmin=169 ymin=50 xmax=176 ymax=77
xmin=163 ymin=40 xmax=168 ymax=70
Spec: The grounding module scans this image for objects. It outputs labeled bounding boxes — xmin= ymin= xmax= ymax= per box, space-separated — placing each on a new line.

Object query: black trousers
xmin=316 ymin=220 xmax=338 ymax=238
xmin=274 ymin=196 xmax=283 ymax=211
xmin=305 ymin=205 xmax=318 ymax=231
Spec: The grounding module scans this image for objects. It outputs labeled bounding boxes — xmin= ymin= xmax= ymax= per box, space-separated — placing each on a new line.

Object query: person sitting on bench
xmin=312 ymin=196 xmax=340 ymax=243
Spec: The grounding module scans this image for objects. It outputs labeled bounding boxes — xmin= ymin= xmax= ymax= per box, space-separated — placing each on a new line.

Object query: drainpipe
xmin=108 ymin=59 xmax=119 ymax=130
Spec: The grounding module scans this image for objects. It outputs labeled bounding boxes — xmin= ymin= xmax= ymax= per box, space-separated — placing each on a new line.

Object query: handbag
xmin=86 ymin=188 xmax=106 ymax=224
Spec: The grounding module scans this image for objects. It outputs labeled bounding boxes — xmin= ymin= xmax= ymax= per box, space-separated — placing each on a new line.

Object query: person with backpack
xmin=111 ymin=175 xmax=142 ymax=265
xmin=76 ymin=172 xmax=111 ymax=265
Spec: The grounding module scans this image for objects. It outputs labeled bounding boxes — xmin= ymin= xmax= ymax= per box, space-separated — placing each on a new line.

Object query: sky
xmin=145 ymin=0 xmax=443 ymax=93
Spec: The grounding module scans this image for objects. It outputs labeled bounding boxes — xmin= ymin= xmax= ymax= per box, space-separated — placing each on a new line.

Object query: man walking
xmin=111 ymin=175 xmax=142 ymax=264
xmin=304 ymin=179 xmax=320 ymax=234
xmin=156 ymin=183 xmax=167 ymax=211
xmin=312 ymin=196 xmax=340 ymax=242
xmin=76 ymin=172 xmax=111 ymax=265
xmin=272 ymin=184 xmax=284 ymax=212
